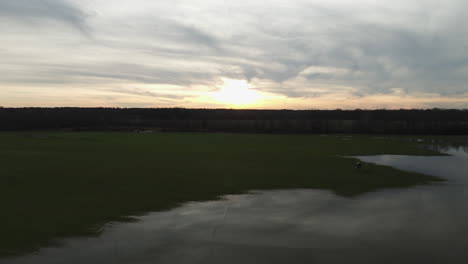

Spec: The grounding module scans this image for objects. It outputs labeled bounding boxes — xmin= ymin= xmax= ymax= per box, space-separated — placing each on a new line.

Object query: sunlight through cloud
xmin=212 ymin=78 xmax=262 ymax=107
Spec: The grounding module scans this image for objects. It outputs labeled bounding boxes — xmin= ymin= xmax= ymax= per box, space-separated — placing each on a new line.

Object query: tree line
xmin=0 ymin=107 xmax=467 ymax=134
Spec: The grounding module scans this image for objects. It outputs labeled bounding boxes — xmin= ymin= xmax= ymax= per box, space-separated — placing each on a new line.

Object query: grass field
xmin=0 ymin=132 xmax=445 ymax=257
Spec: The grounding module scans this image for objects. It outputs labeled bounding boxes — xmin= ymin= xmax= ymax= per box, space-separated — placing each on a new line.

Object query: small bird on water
xmin=355 ymin=161 xmax=363 ymax=169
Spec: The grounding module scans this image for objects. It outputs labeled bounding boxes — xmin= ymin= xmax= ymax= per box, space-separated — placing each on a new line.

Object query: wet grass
xmin=0 ymin=132 xmax=444 ymax=257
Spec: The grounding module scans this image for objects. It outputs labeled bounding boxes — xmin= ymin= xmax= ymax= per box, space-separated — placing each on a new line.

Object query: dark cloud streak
xmin=0 ymin=0 xmax=89 ymax=34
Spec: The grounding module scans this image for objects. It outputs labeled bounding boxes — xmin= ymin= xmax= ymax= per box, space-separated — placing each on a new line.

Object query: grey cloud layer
xmin=0 ymin=0 xmax=89 ymax=33
xmin=1 ymin=0 xmax=468 ymax=102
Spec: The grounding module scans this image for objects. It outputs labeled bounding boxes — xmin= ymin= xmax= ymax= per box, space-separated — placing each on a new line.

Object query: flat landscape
xmin=3 ymin=0 xmax=468 ymax=262
xmin=0 ymin=132 xmax=445 ymax=257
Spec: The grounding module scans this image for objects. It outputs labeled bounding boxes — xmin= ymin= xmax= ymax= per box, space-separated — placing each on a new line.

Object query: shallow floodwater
xmin=3 ymin=145 xmax=468 ymax=263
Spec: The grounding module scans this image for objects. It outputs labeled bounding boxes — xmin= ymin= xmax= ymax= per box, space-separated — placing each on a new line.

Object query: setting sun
xmin=212 ymin=78 xmax=262 ymax=107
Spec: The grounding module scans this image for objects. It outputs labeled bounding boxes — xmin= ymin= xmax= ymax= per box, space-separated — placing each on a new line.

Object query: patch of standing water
xmin=3 ymin=145 xmax=468 ymax=264
xmin=355 ymin=145 xmax=468 ymax=183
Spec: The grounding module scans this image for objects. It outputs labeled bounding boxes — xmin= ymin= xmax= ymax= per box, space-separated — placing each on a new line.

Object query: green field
xmin=0 ymin=132 xmax=444 ymax=257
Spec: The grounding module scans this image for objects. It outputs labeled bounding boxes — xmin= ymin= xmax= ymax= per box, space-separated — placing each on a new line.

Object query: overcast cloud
xmin=1 ymin=0 xmax=467 ymax=108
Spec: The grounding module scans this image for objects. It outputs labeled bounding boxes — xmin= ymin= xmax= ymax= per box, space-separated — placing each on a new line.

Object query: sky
xmin=1 ymin=0 xmax=468 ymax=109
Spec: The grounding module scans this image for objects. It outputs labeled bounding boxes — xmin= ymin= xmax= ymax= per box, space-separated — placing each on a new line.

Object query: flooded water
xmin=3 ymin=144 xmax=468 ymax=263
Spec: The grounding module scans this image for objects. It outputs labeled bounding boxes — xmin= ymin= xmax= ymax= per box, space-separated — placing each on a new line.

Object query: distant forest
xmin=1 ymin=108 xmax=468 ymax=134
